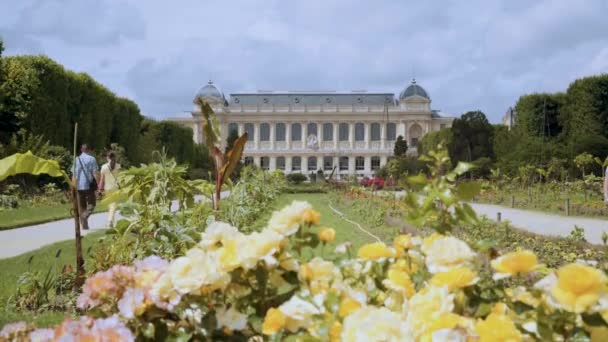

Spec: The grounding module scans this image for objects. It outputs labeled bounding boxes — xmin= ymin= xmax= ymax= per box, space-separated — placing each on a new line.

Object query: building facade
xmin=171 ymin=80 xmax=454 ymax=178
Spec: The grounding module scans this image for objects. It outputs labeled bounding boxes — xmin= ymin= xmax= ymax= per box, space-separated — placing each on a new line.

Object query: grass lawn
xmin=0 ymin=231 xmax=104 ymax=327
xmin=0 ymin=203 xmax=108 ymax=231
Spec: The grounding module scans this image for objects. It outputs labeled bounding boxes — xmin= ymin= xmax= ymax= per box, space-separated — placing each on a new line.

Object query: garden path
xmin=0 ymin=194 xmax=218 ymax=259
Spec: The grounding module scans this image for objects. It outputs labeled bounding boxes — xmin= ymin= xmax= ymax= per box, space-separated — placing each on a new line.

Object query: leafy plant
xmin=286 ymin=173 xmax=307 ymax=185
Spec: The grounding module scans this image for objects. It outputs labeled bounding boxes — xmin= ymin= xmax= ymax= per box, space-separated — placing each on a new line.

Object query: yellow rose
xmin=420 ymin=312 xmax=472 ymax=341
xmin=405 ymin=286 xmax=455 ymax=338
xmin=357 ymin=242 xmax=395 ymax=260
xmin=475 ymin=313 xmax=522 ymax=342
xmin=262 ymin=308 xmax=286 ymax=335
xmin=302 ymin=208 xmax=321 ymax=225
xmin=551 ymin=263 xmax=607 ymax=313
xmin=430 ymin=267 xmax=478 ymax=291
xmin=421 ymin=232 xmax=444 ymax=254
xmin=384 ymin=269 xmax=416 ymax=298
xmin=394 ymin=234 xmax=413 ymax=256
xmin=329 ymin=321 xmax=342 ymax=342
xmin=339 ymin=296 xmax=362 ymax=318
xmin=319 ymin=227 xmax=336 ymax=243
xmin=390 ymin=258 xmax=419 ymax=274
xmin=491 ymin=250 xmax=538 ymax=279
xmin=424 ymin=236 xmax=476 ymax=273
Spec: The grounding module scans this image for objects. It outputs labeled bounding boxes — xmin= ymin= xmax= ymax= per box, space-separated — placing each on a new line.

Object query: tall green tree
xmin=448 ymin=110 xmax=494 ymax=163
xmin=514 ymin=93 xmax=565 ymax=138
xmin=419 ymin=128 xmax=452 ymax=156
xmin=393 ymin=135 xmax=408 ymax=157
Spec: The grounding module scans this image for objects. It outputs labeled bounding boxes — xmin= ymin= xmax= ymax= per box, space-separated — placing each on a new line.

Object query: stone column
xmin=364 ymin=122 xmax=370 ymax=149
xmin=319 ymin=123 xmax=324 ymax=143
xmin=398 ymin=121 xmax=406 ymax=140
xmin=193 ymin=121 xmax=201 ymax=144
xmin=254 ymin=123 xmax=260 ymax=150
xmin=286 ymin=156 xmax=292 ymax=173
xmin=364 ymin=156 xmax=371 ymax=175
xmin=349 ymin=122 xmax=355 ymax=149
xmin=333 ymin=156 xmax=339 ymax=172
xmin=302 ymin=123 xmax=307 ymax=146
xmin=380 ymin=123 xmax=386 ymax=149
xmin=254 ymin=156 xmax=261 ymax=168
xmin=317 ymin=155 xmax=323 ymax=173
xmin=302 ymin=156 xmax=308 ymax=174
xmin=286 ymin=123 xmax=292 ymax=149
xmin=333 ymin=123 xmax=339 ymax=149
xmin=269 ymin=156 xmax=276 ymax=171
xmin=270 ymin=122 xmax=275 ymax=150
xmin=380 ymin=155 xmax=388 ymax=168
xmin=238 ymin=123 xmax=245 ymax=136
xmin=348 ymin=155 xmax=356 ymax=174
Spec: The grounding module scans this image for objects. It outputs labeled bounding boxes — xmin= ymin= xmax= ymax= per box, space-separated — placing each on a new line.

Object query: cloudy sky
xmin=1 ymin=0 xmax=607 ymax=122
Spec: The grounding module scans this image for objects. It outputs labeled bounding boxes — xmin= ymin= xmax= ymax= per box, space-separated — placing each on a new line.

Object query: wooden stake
xmin=72 ymin=123 xmax=85 ymax=289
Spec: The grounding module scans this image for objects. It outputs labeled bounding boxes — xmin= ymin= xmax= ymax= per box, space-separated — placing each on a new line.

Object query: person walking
xmin=98 ymin=151 xmax=121 ymax=228
xmin=72 ymin=144 xmax=99 ymax=230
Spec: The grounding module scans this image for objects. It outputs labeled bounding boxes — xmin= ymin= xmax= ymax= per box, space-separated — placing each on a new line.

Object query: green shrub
xmin=286 ymin=173 xmax=307 ymax=185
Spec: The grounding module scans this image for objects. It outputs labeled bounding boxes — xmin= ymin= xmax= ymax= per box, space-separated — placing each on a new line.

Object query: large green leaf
xmin=0 ymin=151 xmax=68 ymax=182
xmin=220 ymin=133 xmax=248 ymax=184
xmin=455 ymin=181 xmax=481 ymax=200
xmin=408 ymin=173 xmax=428 ymax=185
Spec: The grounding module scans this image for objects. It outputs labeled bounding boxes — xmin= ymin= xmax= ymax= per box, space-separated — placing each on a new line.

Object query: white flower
xmin=341 ymin=306 xmax=412 ymax=342
xmin=216 ymin=306 xmax=248 ymax=331
xmin=199 ymin=222 xmax=241 ymax=250
xmin=405 ymin=286 xmax=455 ymax=338
xmin=118 ymin=288 xmax=145 ymax=319
xmin=267 ymin=200 xmax=312 ymax=236
xmin=149 ymin=273 xmax=181 ymax=311
xmin=279 ymin=296 xmax=322 ymax=332
xmin=431 ymin=328 xmax=466 ymax=342
xmin=424 ymin=237 xmax=476 ymax=273
xmin=169 ymin=248 xmax=226 ymax=295
xmin=335 ymin=242 xmax=352 ymax=254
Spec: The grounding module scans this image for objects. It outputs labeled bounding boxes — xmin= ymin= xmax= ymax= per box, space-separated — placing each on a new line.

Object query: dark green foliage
xmin=286 ymin=173 xmax=307 ymax=185
xmin=418 ymin=128 xmax=452 ymax=156
xmin=515 ymin=93 xmax=565 ymax=138
xmin=449 ymin=110 xmax=494 ymax=164
xmin=393 ymin=135 xmax=408 ymax=157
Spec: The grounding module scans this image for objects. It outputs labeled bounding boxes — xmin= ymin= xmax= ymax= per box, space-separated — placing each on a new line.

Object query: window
xmin=245 ymin=123 xmax=254 ymax=141
xmin=323 ymin=123 xmax=333 ymax=141
xmin=324 ymin=156 xmax=333 ymax=171
xmin=308 ymin=157 xmax=317 ymax=171
xmin=355 ymin=123 xmax=364 ymax=141
xmin=355 ymin=156 xmax=364 ymax=171
xmin=371 ymin=156 xmax=381 ymax=171
xmin=292 ymin=123 xmax=302 ymax=141
xmin=276 ymin=123 xmax=286 ymax=141
xmin=292 ymin=156 xmax=301 ymax=171
xmin=228 ymin=123 xmax=238 ymax=135
xmin=386 ymin=123 xmax=396 ymax=141
xmin=260 ymin=123 xmax=270 ymax=141
xmin=260 ymin=156 xmax=270 ymax=170
xmin=371 ymin=123 xmax=381 ymax=141
xmin=339 ymin=156 xmax=349 ymax=171
xmin=307 ymin=123 xmax=317 ymax=137
xmin=244 ymin=156 xmax=253 ymax=165
xmin=276 ymin=157 xmax=285 ymax=170
xmin=339 ymin=123 xmax=349 ymax=141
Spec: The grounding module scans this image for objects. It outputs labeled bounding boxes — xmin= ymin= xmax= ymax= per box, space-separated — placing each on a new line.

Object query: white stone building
xmin=170 ymin=80 xmax=454 ymax=178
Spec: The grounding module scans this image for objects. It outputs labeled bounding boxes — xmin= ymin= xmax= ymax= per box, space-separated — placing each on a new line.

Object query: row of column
xmin=250 ymin=155 xmax=388 ymax=174
xmin=236 ymin=122 xmax=401 ymax=150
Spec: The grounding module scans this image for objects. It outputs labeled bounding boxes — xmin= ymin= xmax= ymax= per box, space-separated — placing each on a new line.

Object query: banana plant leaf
xmin=220 ymin=133 xmax=248 ymax=185
xmin=0 ymin=151 xmax=68 ymax=182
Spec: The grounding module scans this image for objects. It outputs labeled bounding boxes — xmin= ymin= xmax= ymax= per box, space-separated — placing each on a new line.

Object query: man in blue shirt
xmin=72 ymin=144 xmax=99 ymax=230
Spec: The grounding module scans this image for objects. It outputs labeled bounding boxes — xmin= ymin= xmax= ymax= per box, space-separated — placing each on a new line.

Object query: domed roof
xmin=399 ymin=79 xmax=429 ymax=100
xmin=194 ymin=80 xmax=225 ymax=104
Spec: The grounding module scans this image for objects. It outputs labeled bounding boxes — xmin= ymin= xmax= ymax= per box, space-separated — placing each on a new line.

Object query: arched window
xmin=355 ymin=123 xmax=364 ymax=141
xmin=355 ymin=156 xmax=365 ymax=170
xmin=260 ymin=156 xmax=270 ymax=170
xmin=371 ymin=123 xmax=381 ymax=141
xmin=409 ymin=123 xmax=423 ymax=147
xmin=291 ymin=123 xmax=302 ymax=141
xmin=308 ymin=157 xmax=317 ymax=171
xmin=244 ymin=123 xmax=254 ymax=141
xmin=339 ymin=123 xmax=349 ymax=141
xmin=307 ymin=123 xmax=318 ymax=137
xmin=228 ymin=123 xmax=238 ymax=135
xmin=292 ymin=156 xmax=302 ymax=171
xmin=371 ymin=156 xmax=381 ymax=171
xmin=339 ymin=156 xmax=349 ymax=171
xmin=323 ymin=123 xmax=333 ymax=141
xmin=244 ymin=156 xmax=254 ymax=165
xmin=276 ymin=123 xmax=286 ymax=141
xmin=386 ymin=123 xmax=396 ymax=141
xmin=276 ymin=157 xmax=285 ymax=170
xmin=324 ymin=156 xmax=333 ymax=170
xmin=260 ymin=123 xmax=270 ymax=141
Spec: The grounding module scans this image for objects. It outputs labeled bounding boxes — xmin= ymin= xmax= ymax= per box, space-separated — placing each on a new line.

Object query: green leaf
xmin=220 ymin=133 xmax=248 ymax=185
xmin=582 ymin=312 xmax=608 ymax=327
xmin=408 ymin=173 xmax=427 ymax=185
xmin=455 ymin=181 xmax=481 ymax=200
xmin=453 ymin=162 xmax=474 ymax=176
xmin=0 ymin=151 xmax=68 ymax=182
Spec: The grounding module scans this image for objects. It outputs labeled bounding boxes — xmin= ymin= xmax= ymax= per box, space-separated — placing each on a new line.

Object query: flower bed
xmin=3 ymin=201 xmax=608 ymax=341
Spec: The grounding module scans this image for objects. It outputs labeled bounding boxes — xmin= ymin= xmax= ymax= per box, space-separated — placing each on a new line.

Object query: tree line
xmin=415 ymin=73 xmax=608 ymax=179
xmin=0 ymin=40 xmax=210 ymax=175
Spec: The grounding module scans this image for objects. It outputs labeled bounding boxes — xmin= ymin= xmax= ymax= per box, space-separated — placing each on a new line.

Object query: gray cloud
xmin=2 ymin=0 xmax=607 ymax=122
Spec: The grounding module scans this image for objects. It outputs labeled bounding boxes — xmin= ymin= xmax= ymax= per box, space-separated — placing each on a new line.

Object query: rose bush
xmin=4 ymin=200 xmax=608 ymax=341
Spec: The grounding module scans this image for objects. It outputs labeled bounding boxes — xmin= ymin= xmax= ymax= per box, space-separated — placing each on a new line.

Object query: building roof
xmin=399 ymin=79 xmax=429 ymax=100
xmin=228 ymin=91 xmax=396 ymax=106
xmin=194 ymin=81 xmax=226 ymax=104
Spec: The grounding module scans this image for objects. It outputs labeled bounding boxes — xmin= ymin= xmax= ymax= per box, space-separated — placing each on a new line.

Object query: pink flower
xmin=135 ymin=255 xmax=168 ymax=273
xmin=77 ymin=265 xmax=135 ymax=310
xmin=0 ymin=321 xmax=28 ymax=338
xmin=29 ymin=328 xmax=54 ymax=341
xmin=118 ymin=288 xmax=146 ymax=319
xmin=91 ymin=315 xmax=135 ymax=342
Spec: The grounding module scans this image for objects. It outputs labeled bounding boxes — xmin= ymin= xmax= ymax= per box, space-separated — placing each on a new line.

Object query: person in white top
xmin=98 ymin=151 xmax=121 ymax=227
